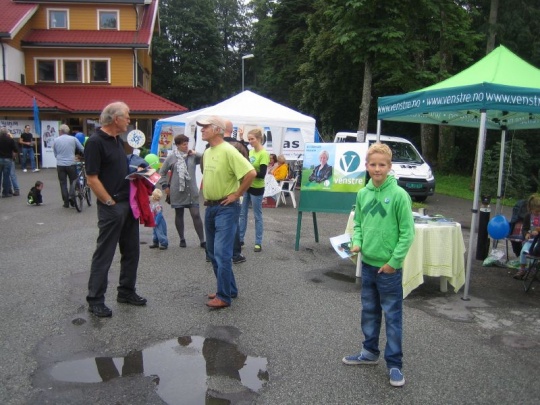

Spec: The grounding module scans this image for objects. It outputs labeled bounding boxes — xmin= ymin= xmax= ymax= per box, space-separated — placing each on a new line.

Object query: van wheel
xmin=414 ymin=196 xmax=427 ymax=202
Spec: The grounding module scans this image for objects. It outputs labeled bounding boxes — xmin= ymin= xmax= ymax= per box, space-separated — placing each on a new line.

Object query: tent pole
xmin=463 ymin=111 xmax=488 ymax=300
xmin=376 ymin=120 xmax=381 ymax=142
xmin=495 ymin=129 xmax=506 ymax=216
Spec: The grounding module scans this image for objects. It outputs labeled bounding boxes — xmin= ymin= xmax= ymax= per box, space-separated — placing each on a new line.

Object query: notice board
xmin=295 ymin=142 xmax=369 ymax=249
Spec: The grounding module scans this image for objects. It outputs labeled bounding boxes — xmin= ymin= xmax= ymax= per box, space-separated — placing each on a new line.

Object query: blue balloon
xmin=487 ymin=215 xmax=510 ymax=240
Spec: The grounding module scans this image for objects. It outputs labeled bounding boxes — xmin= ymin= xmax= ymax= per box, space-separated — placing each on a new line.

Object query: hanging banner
xmin=41 ymin=121 xmax=60 ymax=168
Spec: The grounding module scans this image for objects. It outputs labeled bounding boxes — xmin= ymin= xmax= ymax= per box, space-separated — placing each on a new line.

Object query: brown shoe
xmin=513 ymin=270 xmax=526 ymax=280
xmin=207 ymin=293 xmax=216 ymax=299
xmin=206 ymin=297 xmax=230 ymax=308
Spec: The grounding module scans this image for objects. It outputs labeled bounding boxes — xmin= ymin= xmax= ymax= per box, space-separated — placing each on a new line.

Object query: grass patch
xmin=435 ymin=172 xmax=518 ymax=207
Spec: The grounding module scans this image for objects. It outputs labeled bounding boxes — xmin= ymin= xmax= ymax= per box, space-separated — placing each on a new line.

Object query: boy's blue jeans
xmin=360 ymin=262 xmax=403 ymax=370
xmin=152 ymin=212 xmax=168 ymax=247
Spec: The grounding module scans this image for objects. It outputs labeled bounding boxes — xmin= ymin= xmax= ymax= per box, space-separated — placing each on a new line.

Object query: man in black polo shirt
xmin=84 ymin=101 xmax=146 ymax=317
xmin=19 ymin=125 xmax=39 ymax=172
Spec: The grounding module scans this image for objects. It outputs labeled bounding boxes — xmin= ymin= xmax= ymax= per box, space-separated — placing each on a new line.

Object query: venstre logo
xmin=339 ymin=151 xmax=361 ymax=174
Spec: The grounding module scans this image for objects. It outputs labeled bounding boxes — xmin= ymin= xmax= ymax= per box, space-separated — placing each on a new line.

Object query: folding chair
xmin=275 ymin=175 xmax=298 ymax=208
xmin=522 ymin=255 xmax=540 ymax=292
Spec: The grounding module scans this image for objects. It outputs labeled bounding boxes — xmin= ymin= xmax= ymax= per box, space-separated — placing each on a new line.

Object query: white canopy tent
xmin=150 ymin=91 xmax=317 ymax=160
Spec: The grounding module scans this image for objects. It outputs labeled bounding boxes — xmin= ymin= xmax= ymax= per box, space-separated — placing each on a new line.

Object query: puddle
xmin=48 ymin=335 xmax=268 ymax=404
xmin=324 ymin=270 xmax=357 ymax=283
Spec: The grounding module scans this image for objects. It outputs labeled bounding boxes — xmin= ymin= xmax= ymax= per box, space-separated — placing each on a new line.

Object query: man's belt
xmin=204 ymin=198 xmax=227 ymax=206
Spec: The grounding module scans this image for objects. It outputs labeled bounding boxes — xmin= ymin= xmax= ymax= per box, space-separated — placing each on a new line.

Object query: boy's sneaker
xmin=389 ymin=368 xmax=405 ymax=387
xmin=233 ymin=254 xmax=246 ymax=264
xmin=254 ymin=244 xmax=262 ymax=252
xmin=342 ymin=352 xmax=379 ymax=365
xmin=23 ymin=169 xmax=27 ymax=172
xmin=32 ymin=169 xmax=40 ymax=172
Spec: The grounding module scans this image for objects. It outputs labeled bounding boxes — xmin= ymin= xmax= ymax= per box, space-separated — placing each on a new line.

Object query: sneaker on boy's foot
xmin=233 ymin=254 xmax=246 ymax=264
xmin=342 ymin=352 xmax=379 ymax=365
xmin=23 ymin=169 xmax=27 ymax=172
xmin=389 ymin=368 xmax=405 ymax=387
xmin=32 ymin=169 xmax=40 ymax=172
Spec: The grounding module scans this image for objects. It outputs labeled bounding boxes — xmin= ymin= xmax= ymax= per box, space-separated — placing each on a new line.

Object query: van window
xmin=368 ymin=140 xmax=423 ymax=164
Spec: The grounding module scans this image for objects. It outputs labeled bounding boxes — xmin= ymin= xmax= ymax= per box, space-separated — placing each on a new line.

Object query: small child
xmin=149 ymin=188 xmax=168 ymax=250
xmin=27 ymin=181 xmax=44 ymax=206
xmin=342 ymin=143 xmax=415 ymax=388
xmin=513 ymin=194 xmax=540 ymax=279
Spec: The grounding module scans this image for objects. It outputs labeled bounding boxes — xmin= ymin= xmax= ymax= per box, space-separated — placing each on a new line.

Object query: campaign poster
xmin=41 ymin=121 xmax=60 ymax=168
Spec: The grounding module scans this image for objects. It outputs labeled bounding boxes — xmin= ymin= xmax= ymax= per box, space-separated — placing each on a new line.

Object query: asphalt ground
xmin=1 ymin=168 xmax=539 ymax=405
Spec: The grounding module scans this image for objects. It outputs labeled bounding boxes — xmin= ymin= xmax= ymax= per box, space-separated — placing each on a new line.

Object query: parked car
xmin=334 ymin=132 xmax=435 ymax=201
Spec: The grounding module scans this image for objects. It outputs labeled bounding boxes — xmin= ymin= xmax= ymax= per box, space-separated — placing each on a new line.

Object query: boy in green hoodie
xmin=342 ymin=142 xmax=415 ymax=387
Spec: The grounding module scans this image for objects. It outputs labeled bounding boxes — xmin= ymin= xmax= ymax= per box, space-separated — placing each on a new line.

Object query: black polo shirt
xmin=84 ymin=129 xmax=130 ymax=201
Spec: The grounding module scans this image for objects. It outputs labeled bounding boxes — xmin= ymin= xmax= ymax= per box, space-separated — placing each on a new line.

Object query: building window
xmin=99 ymin=10 xmax=118 ymax=30
xmin=48 ymin=9 xmax=68 ymax=29
xmin=64 ymin=61 xmax=82 ymax=82
xmin=38 ymin=60 xmax=56 ymax=82
xmin=90 ymin=61 xmax=108 ymax=82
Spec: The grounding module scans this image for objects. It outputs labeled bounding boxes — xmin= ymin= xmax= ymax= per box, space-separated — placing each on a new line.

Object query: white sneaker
xmin=32 ymin=169 xmax=40 ymax=172
xmin=23 ymin=169 xmax=27 ymax=172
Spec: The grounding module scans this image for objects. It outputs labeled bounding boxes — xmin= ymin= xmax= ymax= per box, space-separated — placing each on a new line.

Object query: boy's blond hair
xmin=366 ymin=142 xmax=392 ymax=163
xmin=152 ymin=188 xmax=162 ymax=201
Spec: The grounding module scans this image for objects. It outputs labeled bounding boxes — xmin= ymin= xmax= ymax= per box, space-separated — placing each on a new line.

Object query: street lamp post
xmin=242 ymin=54 xmax=255 ymax=91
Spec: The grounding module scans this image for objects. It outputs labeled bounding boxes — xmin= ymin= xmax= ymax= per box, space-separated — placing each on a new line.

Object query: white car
xmin=334 ymin=132 xmax=435 ymax=201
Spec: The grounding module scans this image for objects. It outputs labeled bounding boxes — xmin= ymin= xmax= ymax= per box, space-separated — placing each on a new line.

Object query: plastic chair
xmin=275 ymin=176 xmax=298 ymax=208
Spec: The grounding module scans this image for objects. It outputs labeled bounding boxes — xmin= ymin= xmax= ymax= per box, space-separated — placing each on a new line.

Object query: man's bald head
xmin=224 ymin=119 xmax=233 ymax=137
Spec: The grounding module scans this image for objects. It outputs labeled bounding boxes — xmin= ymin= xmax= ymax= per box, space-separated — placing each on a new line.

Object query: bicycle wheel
xmin=85 ymin=185 xmax=92 ymax=206
xmin=72 ymin=179 xmax=83 ymax=212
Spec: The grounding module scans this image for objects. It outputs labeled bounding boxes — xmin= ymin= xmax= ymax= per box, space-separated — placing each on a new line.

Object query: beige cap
xmin=196 ymin=115 xmax=226 ymax=130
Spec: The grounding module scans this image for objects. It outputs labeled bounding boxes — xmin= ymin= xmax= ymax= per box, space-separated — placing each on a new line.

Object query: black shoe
xmin=180 ymin=239 xmax=187 ymax=248
xmin=200 ymin=241 xmax=206 ymax=249
xmin=63 ymin=203 xmax=69 ymax=208
xmin=233 ymin=254 xmax=247 ymax=264
xmin=117 ymin=293 xmax=147 ymax=306
xmin=159 ymin=246 xmax=168 ymax=250
xmin=69 ymin=198 xmax=75 ymax=207
xmin=149 ymin=244 xmax=159 ymax=249
xmin=88 ymin=303 xmax=112 ymax=317
xmin=13 ymin=190 xmax=19 ymax=196
xmin=240 ymin=241 xmax=245 ymax=247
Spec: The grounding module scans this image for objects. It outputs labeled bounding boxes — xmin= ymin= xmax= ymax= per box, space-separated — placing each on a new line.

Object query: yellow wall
xmin=31 ymin=4 xmax=136 ymax=30
xmin=25 ymin=49 xmax=134 ymax=86
xmin=7 ymin=23 xmax=33 ymax=51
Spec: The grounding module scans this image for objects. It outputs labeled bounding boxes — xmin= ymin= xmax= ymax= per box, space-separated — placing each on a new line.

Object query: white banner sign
xmin=41 ymin=121 xmax=60 ymax=168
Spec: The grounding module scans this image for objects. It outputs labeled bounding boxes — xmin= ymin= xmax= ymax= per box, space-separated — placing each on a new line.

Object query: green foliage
xmin=481 ymin=139 xmax=531 ymax=200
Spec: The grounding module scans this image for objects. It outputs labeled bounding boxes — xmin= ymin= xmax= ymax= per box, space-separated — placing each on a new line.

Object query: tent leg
xmin=463 ymin=111 xmax=488 ymax=301
xmin=495 ymin=129 xmax=506 ymax=217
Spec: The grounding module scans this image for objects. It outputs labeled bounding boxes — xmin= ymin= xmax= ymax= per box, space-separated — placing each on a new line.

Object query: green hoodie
xmin=352 ymin=174 xmax=415 ymax=270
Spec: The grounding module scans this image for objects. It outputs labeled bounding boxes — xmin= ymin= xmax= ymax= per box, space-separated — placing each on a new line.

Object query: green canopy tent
xmin=377 ymin=45 xmax=540 ymax=299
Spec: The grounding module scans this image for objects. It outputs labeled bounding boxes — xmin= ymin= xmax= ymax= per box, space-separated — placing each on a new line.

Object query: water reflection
xmin=49 ymin=334 xmax=268 ymax=404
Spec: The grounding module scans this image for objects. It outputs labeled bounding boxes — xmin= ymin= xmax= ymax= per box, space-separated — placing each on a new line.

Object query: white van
xmin=334 ymin=132 xmax=435 ymax=201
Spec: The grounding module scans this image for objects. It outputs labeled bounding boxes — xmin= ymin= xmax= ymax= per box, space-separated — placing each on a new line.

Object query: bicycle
xmin=72 ymin=161 xmax=92 ymax=212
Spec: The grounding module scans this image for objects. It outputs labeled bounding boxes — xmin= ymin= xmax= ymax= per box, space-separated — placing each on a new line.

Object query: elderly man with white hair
xmin=53 ymin=123 xmax=84 ymax=208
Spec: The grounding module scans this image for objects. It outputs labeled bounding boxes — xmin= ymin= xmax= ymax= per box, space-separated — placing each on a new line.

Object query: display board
xmin=298 ymin=143 xmax=368 ymax=213
xmin=295 ymin=142 xmax=369 ymax=250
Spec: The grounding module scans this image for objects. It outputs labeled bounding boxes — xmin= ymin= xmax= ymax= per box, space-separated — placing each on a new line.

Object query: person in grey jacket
xmin=158 ymin=134 xmax=205 ymax=248
xmin=53 ymin=124 xmax=84 ymax=208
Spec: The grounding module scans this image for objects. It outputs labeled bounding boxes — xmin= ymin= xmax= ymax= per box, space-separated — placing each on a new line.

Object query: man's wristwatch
xmin=105 ymin=198 xmax=114 ymax=206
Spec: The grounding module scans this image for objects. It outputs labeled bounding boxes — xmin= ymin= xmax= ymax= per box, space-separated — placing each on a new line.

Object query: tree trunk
xmin=357 ymin=59 xmax=372 ymax=141
xmin=437 ymin=126 xmax=456 ymax=173
xmin=420 ymin=124 xmax=437 ymax=167
xmin=486 ymin=0 xmax=499 ymax=54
